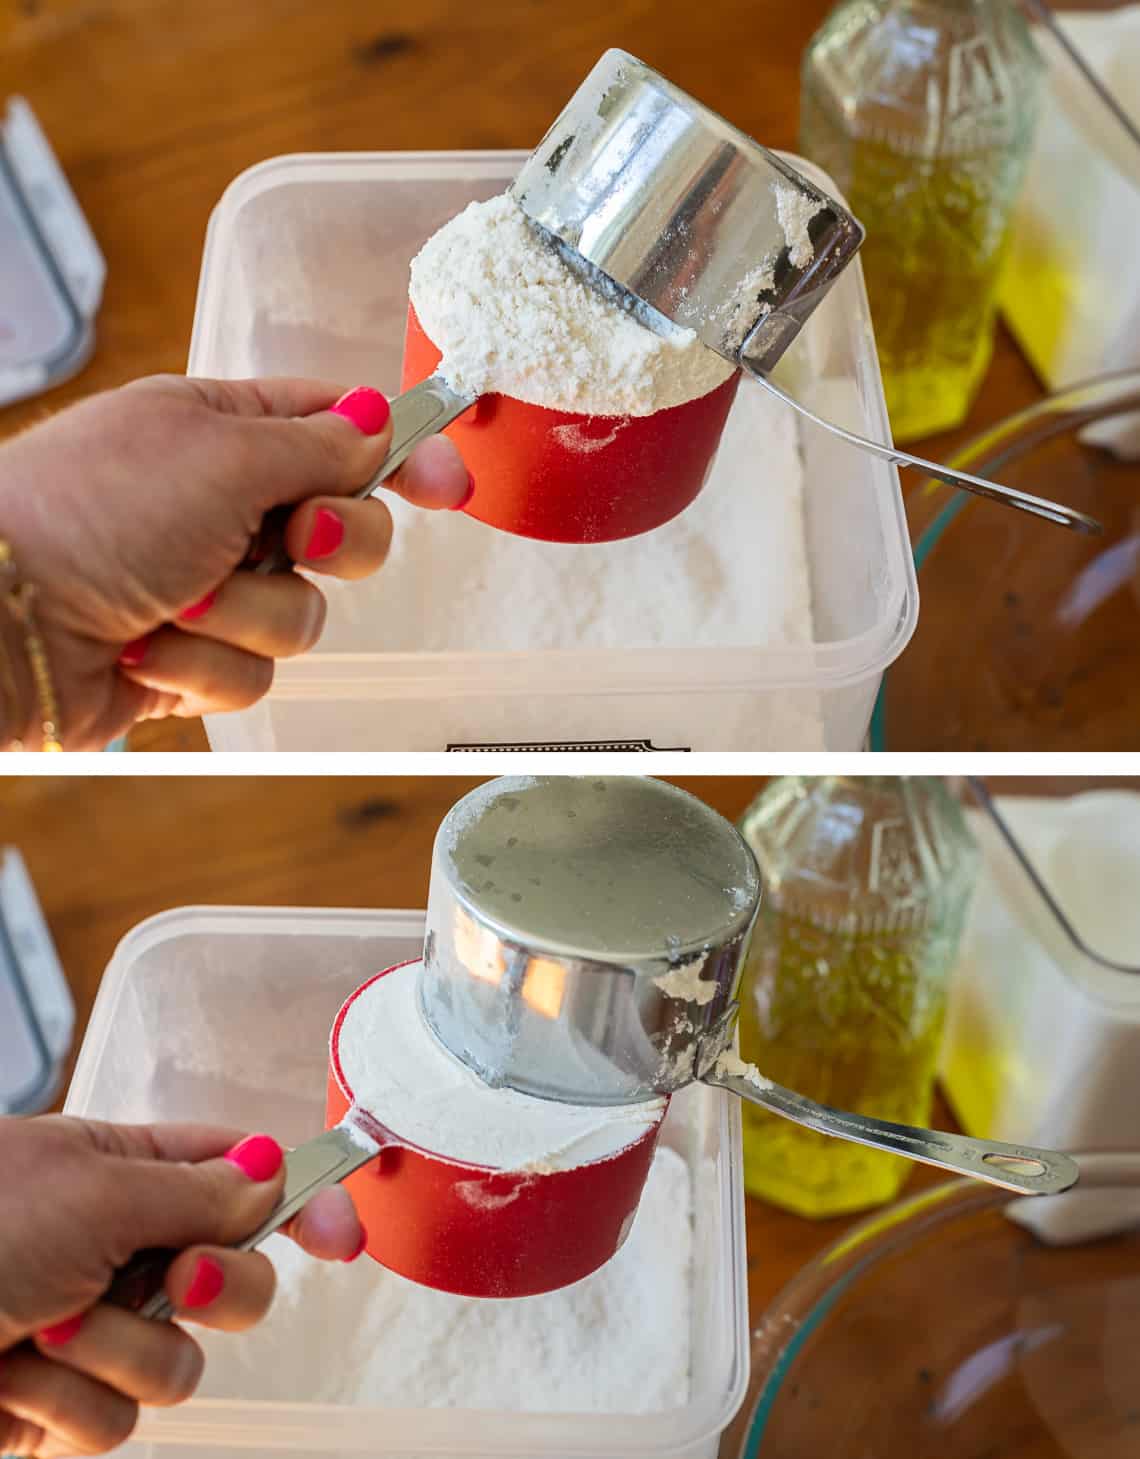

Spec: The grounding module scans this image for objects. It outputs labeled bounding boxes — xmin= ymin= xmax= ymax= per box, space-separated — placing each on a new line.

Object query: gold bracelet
xmin=0 ymin=539 xmax=63 ymax=752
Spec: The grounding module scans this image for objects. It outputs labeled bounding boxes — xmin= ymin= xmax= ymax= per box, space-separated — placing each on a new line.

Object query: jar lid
xmin=421 ymin=777 xmax=761 ymax=1103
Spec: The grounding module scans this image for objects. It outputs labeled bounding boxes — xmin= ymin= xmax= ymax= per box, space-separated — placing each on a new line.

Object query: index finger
xmin=71 ymin=1118 xmax=251 ymax=1167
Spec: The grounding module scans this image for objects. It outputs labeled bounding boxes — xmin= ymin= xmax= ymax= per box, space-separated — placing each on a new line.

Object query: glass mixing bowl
xmin=725 ymin=1152 xmax=1140 ymax=1459
xmin=876 ymin=371 xmax=1140 ymax=750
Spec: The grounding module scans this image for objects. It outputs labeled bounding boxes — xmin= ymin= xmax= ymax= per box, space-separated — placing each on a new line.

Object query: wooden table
xmin=0 ymin=0 xmax=1121 ymax=753
xmin=8 ymin=772 xmax=1131 ymax=1320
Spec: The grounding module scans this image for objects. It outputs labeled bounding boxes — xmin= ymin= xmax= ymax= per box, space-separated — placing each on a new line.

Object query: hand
xmin=0 ymin=377 xmax=471 ymax=748
xmin=0 ymin=1116 xmax=365 ymax=1456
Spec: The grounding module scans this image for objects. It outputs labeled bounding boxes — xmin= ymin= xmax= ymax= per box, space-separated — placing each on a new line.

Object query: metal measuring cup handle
xmin=743 ymin=369 xmax=1103 ymax=536
xmin=240 ymin=376 xmax=476 ymax=575
xmin=704 ymin=1063 xmax=1081 ymax=1197
xmin=104 ymin=1123 xmax=383 ymax=1323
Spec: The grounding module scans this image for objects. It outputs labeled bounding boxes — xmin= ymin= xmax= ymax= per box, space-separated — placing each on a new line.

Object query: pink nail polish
xmin=118 ymin=636 xmax=151 ymax=668
xmin=224 ymin=1133 xmax=283 ymax=1181
xmin=331 ymin=387 xmax=391 ymax=435
xmin=343 ymin=1226 xmax=369 ymax=1263
xmin=179 ymin=591 xmax=217 ymax=622
xmin=182 ymin=1256 xmax=225 ymax=1310
xmin=305 ymin=507 xmax=344 ymax=560
xmin=38 ymin=1313 xmax=84 ymax=1346
xmin=451 ymin=472 xmax=476 ymax=512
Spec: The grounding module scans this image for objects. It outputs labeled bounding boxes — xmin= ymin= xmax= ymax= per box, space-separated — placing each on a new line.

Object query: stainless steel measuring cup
xmin=420 ymin=776 xmax=1079 ymax=1198
xmin=510 ymin=50 xmax=1097 ymax=536
xmin=246 ymin=50 xmax=1097 ymax=572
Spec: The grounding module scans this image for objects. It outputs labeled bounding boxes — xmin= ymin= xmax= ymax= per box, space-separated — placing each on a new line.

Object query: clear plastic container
xmin=65 ymin=906 xmax=749 ymax=1459
xmin=188 ymin=151 xmax=917 ymax=752
xmin=943 ymin=792 xmax=1140 ymax=1164
xmin=1000 ymin=9 xmax=1140 ymax=392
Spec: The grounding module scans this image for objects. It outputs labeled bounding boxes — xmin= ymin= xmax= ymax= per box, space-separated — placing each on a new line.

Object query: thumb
xmin=253 ymin=386 xmax=395 ymax=511
xmin=107 ymin=1133 xmax=287 ymax=1261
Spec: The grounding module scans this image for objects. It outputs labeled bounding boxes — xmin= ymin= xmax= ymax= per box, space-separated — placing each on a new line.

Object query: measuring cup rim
xmin=330 ymin=961 xmax=667 ymax=1176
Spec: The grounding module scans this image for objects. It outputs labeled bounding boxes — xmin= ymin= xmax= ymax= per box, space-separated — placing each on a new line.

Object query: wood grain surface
xmin=0 ymin=0 xmax=1121 ymax=753
xmin=5 ymin=772 xmax=1132 ymax=1319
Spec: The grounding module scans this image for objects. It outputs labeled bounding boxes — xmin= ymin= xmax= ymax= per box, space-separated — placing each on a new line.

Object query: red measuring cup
xmin=326 ymin=963 xmax=666 ymax=1298
xmin=401 ymin=304 xmax=740 ymax=544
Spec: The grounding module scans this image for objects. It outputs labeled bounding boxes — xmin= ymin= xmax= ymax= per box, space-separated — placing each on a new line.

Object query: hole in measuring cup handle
xmin=982 ymin=1154 xmax=1048 ymax=1178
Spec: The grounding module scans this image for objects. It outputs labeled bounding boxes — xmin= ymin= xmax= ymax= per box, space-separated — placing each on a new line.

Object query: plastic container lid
xmin=0 ymin=847 xmax=73 ymax=1114
xmin=0 ymin=98 xmax=104 ymax=407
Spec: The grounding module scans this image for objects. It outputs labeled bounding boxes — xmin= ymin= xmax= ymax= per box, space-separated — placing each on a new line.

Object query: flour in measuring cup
xmin=336 ymin=961 xmax=664 ymax=1170
xmin=409 ymin=192 xmax=734 ymax=415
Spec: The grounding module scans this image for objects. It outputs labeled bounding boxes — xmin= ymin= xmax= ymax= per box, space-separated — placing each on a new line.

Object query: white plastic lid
xmin=0 ymin=97 xmax=104 ymax=408
xmin=0 ymin=847 xmax=73 ymax=1113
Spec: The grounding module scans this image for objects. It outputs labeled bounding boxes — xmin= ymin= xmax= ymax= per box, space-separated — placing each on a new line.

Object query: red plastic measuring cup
xmin=401 ymin=304 xmax=740 ymax=544
xmin=326 ymin=963 xmax=666 ymax=1298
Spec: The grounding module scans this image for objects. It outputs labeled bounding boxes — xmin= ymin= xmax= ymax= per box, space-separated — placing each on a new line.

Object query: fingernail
xmin=38 ymin=1313 xmax=84 ymax=1346
xmin=179 ymin=591 xmax=217 ymax=622
xmin=343 ymin=1226 xmax=369 ymax=1263
xmin=118 ymin=636 xmax=151 ymax=668
xmin=182 ymin=1256 xmax=225 ymax=1310
xmin=451 ymin=472 xmax=476 ymax=512
xmin=224 ymin=1133 xmax=283 ymax=1182
xmin=331 ymin=386 xmax=391 ymax=435
xmin=304 ymin=507 xmax=344 ymax=560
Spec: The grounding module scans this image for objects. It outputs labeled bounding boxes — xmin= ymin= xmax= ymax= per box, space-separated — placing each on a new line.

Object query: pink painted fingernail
xmin=38 ymin=1313 xmax=84 ymax=1346
xmin=182 ymin=1256 xmax=225 ymax=1310
xmin=118 ymin=636 xmax=151 ymax=668
xmin=451 ymin=472 xmax=476 ymax=512
xmin=305 ymin=507 xmax=344 ymax=560
xmin=224 ymin=1133 xmax=283 ymax=1181
xmin=179 ymin=591 xmax=217 ymax=622
xmin=343 ymin=1225 xmax=369 ymax=1263
xmin=331 ymin=387 xmax=391 ymax=435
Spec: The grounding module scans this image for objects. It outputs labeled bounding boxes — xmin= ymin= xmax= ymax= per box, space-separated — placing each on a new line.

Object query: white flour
xmin=714 ymin=1049 xmax=772 ymax=1091
xmin=409 ymin=193 xmax=734 ymax=414
xmin=337 ymin=962 xmax=664 ymax=1170
xmin=654 ymin=957 xmax=716 ymax=1005
xmin=323 ymin=377 xmax=818 ymax=668
xmin=196 ymin=1145 xmax=693 ymax=1412
xmin=774 ymin=183 xmax=825 ymax=269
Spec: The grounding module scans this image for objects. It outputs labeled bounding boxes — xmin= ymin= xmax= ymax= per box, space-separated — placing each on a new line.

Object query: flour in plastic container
xmin=194 ymin=1145 xmax=694 ymax=1412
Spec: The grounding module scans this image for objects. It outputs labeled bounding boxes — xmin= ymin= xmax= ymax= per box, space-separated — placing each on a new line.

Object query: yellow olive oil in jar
xmin=799 ymin=0 xmax=1043 ymax=441
xmin=737 ymin=778 xmax=979 ymax=1217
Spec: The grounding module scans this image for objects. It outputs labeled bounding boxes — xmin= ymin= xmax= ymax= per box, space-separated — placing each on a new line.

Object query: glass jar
xmin=737 ymin=777 xmax=980 ymax=1217
xmin=799 ymin=0 xmax=1044 ymax=441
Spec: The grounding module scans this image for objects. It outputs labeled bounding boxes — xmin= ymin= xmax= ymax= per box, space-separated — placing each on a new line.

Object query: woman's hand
xmin=0 ymin=376 xmax=471 ymax=748
xmin=0 ymin=1115 xmax=365 ymax=1456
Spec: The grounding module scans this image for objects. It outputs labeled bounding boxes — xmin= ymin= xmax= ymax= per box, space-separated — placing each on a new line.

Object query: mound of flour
xmin=322 ymin=377 xmax=816 ymax=661
xmin=194 ymin=1145 xmax=693 ymax=1412
xmin=408 ymin=193 xmax=734 ymax=414
xmin=337 ymin=962 xmax=663 ymax=1170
